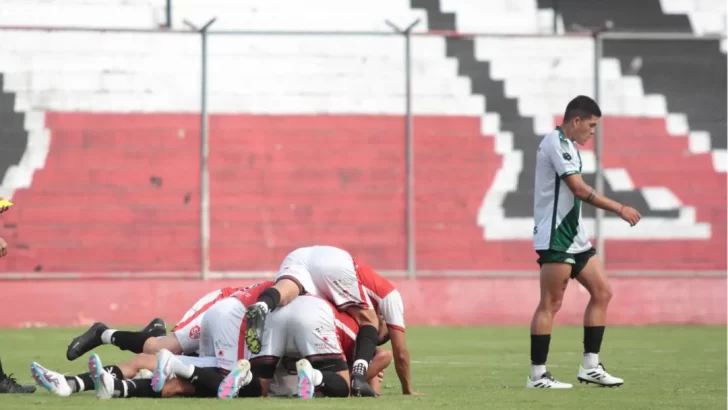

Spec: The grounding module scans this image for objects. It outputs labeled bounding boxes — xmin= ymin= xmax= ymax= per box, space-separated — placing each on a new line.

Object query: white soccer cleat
xmin=217 ymin=359 xmax=253 ymax=400
xmin=296 ymin=359 xmax=316 ymax=399
xmin=577 ymin=363 xmax=624 ymax=387
xmin=151 ymin=348 xmax=175 ymax=393
xmin=30 ymin=362 xmax=73 ymax=397
xmin=94 ymin=371 xmax=116 ymax=400
xmin=526 ymin=372 xmax=573 ymax=389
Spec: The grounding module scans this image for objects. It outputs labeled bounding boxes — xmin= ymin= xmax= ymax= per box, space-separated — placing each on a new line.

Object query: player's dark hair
xmin=563 ymin=95 xmax=601 ymax=121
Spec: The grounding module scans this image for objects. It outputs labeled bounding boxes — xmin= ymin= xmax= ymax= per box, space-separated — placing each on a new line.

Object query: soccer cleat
xmin=295 ymin=359 xmax=315 ymax=400
xmin=30 ymin=362 xmax=71 ymax=397
xmin=244 ymin=304 xmax=267 ymax=354
xmin=351 ymin=373 xmax=378 ymax=397
xmin=142 ymin=318 xmax=167 ymax=337
xmin=577 ymin=363 xmax=624 ymax=387
xmin=151 ymin=349 xmax=175 ymax=393
xmin=218 ymin=359 xmax=253 ymax=400
xmin=526 ymin=372 xmax=573 ymax=389
xmin=87 ymin=353 xmax=114 ymax=399
xmin=66 ymin=322 xmax=109 ymax=361
xmin=94 ymin=371 xmax=116 ymax=400
xmin=0 ymin=359 xmax=35 ymax=394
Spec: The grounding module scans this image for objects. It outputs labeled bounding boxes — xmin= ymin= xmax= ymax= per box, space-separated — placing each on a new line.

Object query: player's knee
xmin=539 ymin=294 xmax=564 ymax=313
xmin=590 ymin=287 xmax=613 ymax=305
xmin=250 ymin=357 xmax=278 ymax=379
xmin=374 ymin=348 xmax=393 ymax=366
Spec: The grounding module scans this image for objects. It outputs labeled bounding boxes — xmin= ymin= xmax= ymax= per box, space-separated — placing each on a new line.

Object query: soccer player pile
xmin=30 ymin=245 xmax=417 ymax=399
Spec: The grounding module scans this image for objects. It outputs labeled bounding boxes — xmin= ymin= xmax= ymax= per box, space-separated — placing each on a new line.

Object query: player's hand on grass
xmin=617 ymin=205 xmax=641 ymax=226
xmin=0 ymin=237 xmax=7 ymax=257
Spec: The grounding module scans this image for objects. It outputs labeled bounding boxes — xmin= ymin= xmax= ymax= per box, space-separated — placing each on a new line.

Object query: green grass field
xmin=0 ymin=326 xmax=725 ymax=409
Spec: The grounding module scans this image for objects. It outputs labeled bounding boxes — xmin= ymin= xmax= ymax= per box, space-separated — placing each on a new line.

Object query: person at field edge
xmin=527 ymin=96 xmax=641 ymax=389
xmin=0 ymin=199 xmax=36 ymax=394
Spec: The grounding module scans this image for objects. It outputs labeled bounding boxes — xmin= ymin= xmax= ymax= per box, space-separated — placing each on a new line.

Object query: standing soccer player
xmin=527 ymin=96 xmax=641 ymax=389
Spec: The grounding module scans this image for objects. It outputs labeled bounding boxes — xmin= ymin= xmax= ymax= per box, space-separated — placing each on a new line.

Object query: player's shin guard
xmin=121 ymin=379 xmax=162 ymax=398
xmin=352 ymin=325 xmax=379 ymax=377
xmin=530 ymin=334 xmax=551 ymax=380
xmin=318 ymin=372 xmax=349 ymax=398
xmin=110 ymin=331 xmax=155 ymax=353
xmin=583 ymin=326 xmax=605 ymax=369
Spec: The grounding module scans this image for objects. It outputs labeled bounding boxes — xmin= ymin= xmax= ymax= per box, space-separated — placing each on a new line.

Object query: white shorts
xmin=176 ymin=355 xmax=218 ymax=368
xmin=173 ymin=289 xmax=224 ymax=355
xmin=249 ymin=295 xmax=342 ymax=361
xmin=197 ymin=297 xmax=247 ymax=371
xmin=277 ymin=246 xmax=373 ymax=310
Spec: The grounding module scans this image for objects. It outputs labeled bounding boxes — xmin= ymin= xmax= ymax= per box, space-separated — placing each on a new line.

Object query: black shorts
xmin=536 ymin=248 xmax=596 ymax=279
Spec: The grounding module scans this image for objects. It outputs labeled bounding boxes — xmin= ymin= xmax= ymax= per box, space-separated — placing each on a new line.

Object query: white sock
xmin=583 ymin=353 xmax=599 ymax=369
xmin=254 ymin=301 xmax=269 ymax=315
xmin=73 ymin=376 xmax=84 ymax=392
xmin=352 ymin=359 xmax=369 ymax=376
xmin=530 ymin=364 xmax=547 ymax=381
xmin=311 ymin=369 xmax=323 ymax=386
xmin=101 ymin=329 xmax=117 ymax=345
xmin=171 ymin=359 xmax=195 ymax=379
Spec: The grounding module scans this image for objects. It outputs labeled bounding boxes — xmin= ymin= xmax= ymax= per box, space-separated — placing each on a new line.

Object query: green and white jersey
xmin=533 ymin=127 xmax=591 ymax=253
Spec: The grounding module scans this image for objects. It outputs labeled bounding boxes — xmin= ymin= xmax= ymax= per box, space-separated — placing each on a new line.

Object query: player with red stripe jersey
xmin=65 ymin=284 xmax=258 ymax=362
xmin=151 ymin=281 xmax=275 ymax=399
xmin=244 ymin=245 xmax=417 ymax=396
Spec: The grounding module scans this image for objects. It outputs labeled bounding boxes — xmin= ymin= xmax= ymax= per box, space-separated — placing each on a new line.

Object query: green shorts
xmin=536 ymin=248 xmax=597 ymax=279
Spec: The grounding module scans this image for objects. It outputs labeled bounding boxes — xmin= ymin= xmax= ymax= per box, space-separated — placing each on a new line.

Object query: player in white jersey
xmin=244 ymin=245 xmax=417 ymax=397
xmin=65 ymin=286 xmax=244 ymax=361
xmin=247 ymin=295 xmax=355 ymax=399
xmin=527 ymin=96 xmax=641 ymax=389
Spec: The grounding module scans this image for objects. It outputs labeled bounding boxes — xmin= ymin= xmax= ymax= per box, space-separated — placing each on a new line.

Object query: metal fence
xmin=0 ymin=25 xmax=724 ymax=279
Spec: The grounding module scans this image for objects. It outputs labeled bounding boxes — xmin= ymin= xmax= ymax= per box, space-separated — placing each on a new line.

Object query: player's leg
xmin=141 ymin=334 xmax=185 ymax=355
xmin=116 ymin=353 xmax=158 ymax=379
xmin=66 ymin=317 xmax=166 ymax=361
xmin=574 ymin=252 xmax=623 ymax=387
xmin=527 ymin=252 xmax=574 ymax=388
xmin=366 ymin=348 xmax=393 ymax=395
xmin=307 ymin=246 xmax=378 ymax=396
xmin=151 ymin=289 xmax=227 ymax=356
xmin=87 ymin=353 xmax=165 ymax=400
xmin=246 ymin=249 xmax=317 ymax=354
xmin=248 ymin=302 xmax=289 ymax=398
xmin=31 ymin=356 xmax=125 ymax=397
xmin=289 ymin=296 xmax=352 ymax=399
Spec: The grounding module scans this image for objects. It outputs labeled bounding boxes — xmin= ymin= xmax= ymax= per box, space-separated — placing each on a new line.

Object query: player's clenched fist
xmin=618 ymin=205 xmax=641 ymax=227
xmin=0 ymin=237 xmax=7 ymax=258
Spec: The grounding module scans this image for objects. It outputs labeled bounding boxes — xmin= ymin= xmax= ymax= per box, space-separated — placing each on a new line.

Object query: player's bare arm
xmin=562 ymin=174 xmax=641 ymax=226
xmin=389 ymin=327 xmax=420 ymax=395
xmin=0 ymin=237 xmax=7 ymax=258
